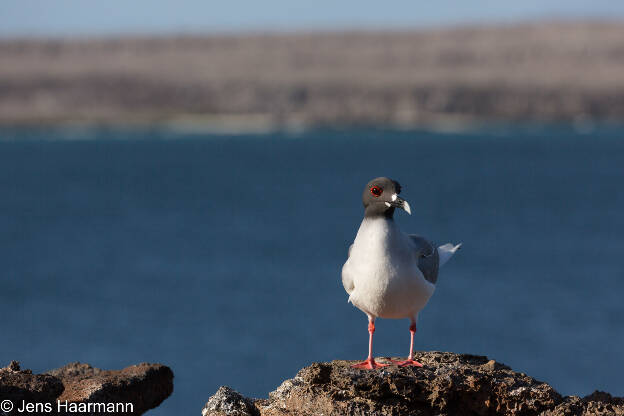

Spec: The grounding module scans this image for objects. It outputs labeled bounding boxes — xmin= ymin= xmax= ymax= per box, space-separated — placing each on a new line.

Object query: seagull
xmin=342 ymin=177 xmax=461 ymax=369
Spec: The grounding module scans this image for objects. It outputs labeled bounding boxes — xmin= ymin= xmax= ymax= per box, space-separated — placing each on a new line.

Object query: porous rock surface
xmin=0 ymin=360 xmax=173 ymax=415
xmin=202 ymin=351 xmax=624 ymax=416
xmin=202 ymin=386 xmax=259 ymax=416
xmin=0 ymin=360 xmax=64 ymax=406
xmin=48 ymin=362 xmax=174 ymax=415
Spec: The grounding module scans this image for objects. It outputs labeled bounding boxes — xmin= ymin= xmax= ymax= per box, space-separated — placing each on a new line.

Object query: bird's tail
xmin=438 ymin=243 xmax=461 ymax=267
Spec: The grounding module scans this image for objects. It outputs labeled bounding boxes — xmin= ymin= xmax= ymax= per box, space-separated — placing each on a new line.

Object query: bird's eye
xmin=370 ymin=186 xmax=383 ymax=197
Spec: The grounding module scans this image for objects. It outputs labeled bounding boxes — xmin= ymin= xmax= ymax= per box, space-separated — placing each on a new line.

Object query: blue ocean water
xmin=0 ymin=125 xmax=623 ymax=415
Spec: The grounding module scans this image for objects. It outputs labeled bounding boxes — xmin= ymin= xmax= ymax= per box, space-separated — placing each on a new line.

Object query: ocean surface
xmin=1 ymin=125 xmax=623 ymax=414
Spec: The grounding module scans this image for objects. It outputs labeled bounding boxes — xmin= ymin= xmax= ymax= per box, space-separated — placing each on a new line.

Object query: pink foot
xmin=351 ymin=358 xmax=390 ymax=369
xmin=393 ymin=359 xmax=423 ymax=367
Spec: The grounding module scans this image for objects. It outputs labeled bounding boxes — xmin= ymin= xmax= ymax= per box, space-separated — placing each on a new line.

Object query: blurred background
xmin=1 ymin=1 xmax=624 ymax=415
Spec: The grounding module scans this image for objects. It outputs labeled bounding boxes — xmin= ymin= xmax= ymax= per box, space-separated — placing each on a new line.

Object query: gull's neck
xmin=357 ymin=215 xmax=398 ymax=244
xmin=364 ymin=205 xmax=396 ymax=220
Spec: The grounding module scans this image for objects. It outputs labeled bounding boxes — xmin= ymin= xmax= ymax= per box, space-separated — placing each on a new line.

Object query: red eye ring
xmin=370 ymin=186 xmax=383 ymax=197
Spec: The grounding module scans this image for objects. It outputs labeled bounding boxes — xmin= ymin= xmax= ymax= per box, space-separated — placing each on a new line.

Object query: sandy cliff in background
xmin=1 ymin=21 xmax=624 ymax=128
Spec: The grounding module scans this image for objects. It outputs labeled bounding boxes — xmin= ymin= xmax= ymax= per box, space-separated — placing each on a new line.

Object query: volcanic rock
xmin=0 ymin=361 xmax=64 ymax=408
xmin=202 ymin=351 xmax=624 ymax=416
xmin=48 ymin=362 xmax=173 ymax=415
xmin=0 ymin=360 xmax=173 ymax=415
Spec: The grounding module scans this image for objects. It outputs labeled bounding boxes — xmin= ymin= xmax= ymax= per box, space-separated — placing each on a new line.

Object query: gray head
xmin=362 ymin=177 xmax=411 ymax=219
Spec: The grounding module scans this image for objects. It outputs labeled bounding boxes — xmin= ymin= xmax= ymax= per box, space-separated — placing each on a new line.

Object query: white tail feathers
xmin=438 ymin=243 xmax=462 ymax=267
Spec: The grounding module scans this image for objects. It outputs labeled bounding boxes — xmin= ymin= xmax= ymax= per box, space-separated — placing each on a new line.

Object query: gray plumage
xmin=344 ymin=234 xmax=439 ymax=289
xmin=341 ymin=177 xmax=460 ymax=368
xmin=409 ymin=235 xmax=439 ymax=284
xmin=341 ymin=177 xmax=461 ymax=322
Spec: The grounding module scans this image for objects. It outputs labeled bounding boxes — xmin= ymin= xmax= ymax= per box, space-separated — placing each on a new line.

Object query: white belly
xmin=342 ymin=218 xmax=435 ymax=319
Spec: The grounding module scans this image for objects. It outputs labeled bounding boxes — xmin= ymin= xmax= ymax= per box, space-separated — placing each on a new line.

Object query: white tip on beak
xmin=403 ymin=200 xmax=412 ymax=215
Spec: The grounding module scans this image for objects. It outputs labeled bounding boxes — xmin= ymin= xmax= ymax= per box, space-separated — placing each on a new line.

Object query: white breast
xmin=342 ymin=217 xmax=435 ymax=319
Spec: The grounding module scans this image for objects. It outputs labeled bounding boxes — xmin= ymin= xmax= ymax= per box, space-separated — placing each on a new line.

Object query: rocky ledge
xmin=0 ymin=360 xmax=173 ymax=415
xmin=203 ymin=352 xmax=623 ymax=416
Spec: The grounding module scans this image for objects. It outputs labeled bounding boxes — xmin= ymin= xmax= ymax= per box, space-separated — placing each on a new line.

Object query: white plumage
xmin=342 ymin=217 xmax=458 ymax=320
xmin=438 ymin=242 xmax=462 ymax=267
xmin=342 ymin=176 xmax=460 ymax=369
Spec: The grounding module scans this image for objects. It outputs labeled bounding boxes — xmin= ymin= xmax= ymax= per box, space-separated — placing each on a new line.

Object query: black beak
xmin=389 ymin=195 xmax=411 ymax=215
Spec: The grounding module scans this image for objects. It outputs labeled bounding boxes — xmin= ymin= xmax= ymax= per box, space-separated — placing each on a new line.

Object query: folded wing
xmin=409 ymin=235 xmax=439 ymax=284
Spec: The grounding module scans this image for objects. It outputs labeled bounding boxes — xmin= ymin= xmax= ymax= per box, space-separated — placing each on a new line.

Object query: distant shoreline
xmin=2 ymin=20 xmax=624 ymax=127
xmin=3 ymin=120 xmax=619 ymax=142
xmin=0 ymin=112 xmax=491 ymax=134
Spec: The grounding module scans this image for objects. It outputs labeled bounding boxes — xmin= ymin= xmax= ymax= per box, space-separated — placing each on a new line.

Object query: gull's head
xmin=362 ymin=177 xmax=411 ymax=218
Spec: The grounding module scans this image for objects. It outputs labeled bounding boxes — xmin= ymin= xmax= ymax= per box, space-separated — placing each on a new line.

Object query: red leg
xmin=352 ymin=318 xmax=389 ymax=369
xmin=395 ymin=322 xmax=423 ymax=367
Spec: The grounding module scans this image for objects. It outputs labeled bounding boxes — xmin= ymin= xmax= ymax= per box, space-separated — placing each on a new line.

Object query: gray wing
xmin=341 ymin=244 xmax=355 ymax=294
xmin=409 ymin=235 xmax=439 ymax=284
